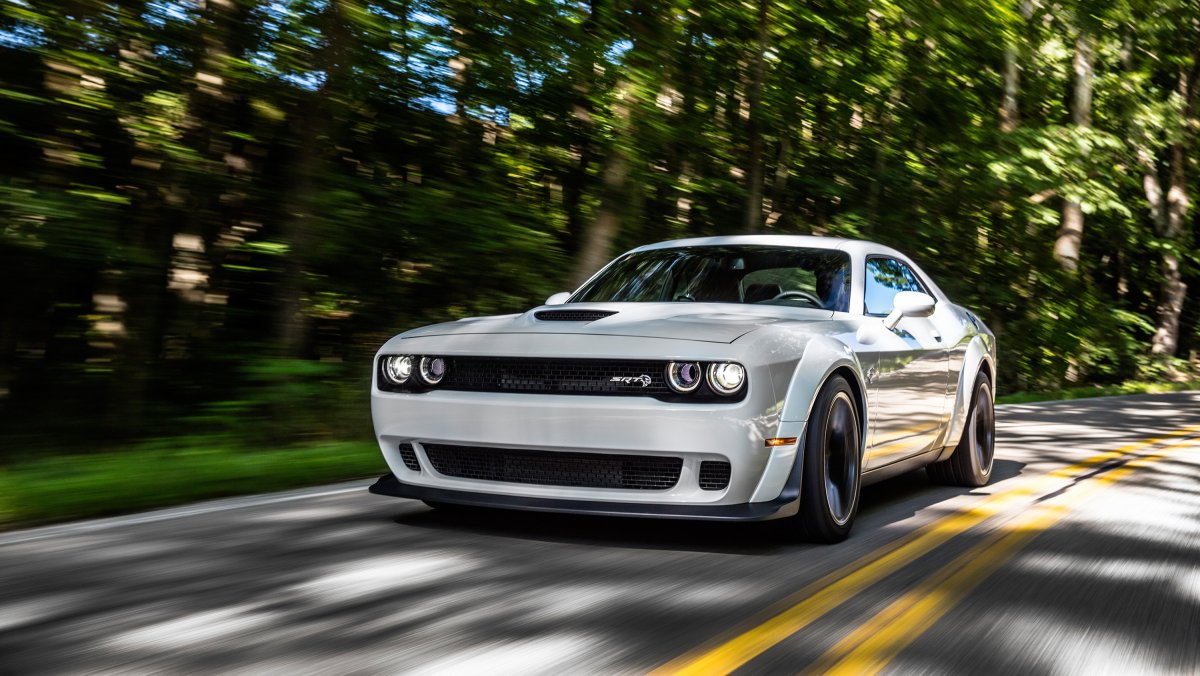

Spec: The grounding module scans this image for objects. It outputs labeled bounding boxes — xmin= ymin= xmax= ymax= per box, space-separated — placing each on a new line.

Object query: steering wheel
xmin=674 ymin=292 xmax=696 ymax=302
xmin=772 ymin=290 xmax=823 ymax=307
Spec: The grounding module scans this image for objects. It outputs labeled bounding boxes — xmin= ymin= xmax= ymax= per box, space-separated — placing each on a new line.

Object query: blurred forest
xmin=2 ymin=0 xmax=1199 ymax=455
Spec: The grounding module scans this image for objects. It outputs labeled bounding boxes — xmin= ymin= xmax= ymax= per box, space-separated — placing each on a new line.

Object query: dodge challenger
xmin=369 ymin=235 xmax=996 ymax=542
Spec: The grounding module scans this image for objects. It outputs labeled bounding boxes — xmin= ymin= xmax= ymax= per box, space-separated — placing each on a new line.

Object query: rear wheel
xmin=928 ymin=373 xmax=995 ymax=487
xmin=793 ymin=375 xmax=862 ymax=543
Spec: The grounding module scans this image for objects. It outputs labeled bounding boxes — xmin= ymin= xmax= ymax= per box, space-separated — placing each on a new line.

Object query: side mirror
xmin=544 ymin=292 xmax=571 ymax=306
xmin=883 ymin=291 xmax=936 ymax=330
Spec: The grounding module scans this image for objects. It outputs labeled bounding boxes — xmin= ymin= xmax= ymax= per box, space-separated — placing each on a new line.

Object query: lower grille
xmin=398 ymin=443 xmax=421 ymax=471
xmin=698 ymin=461 xmax=731 ymax=490
xmin=423 ymin=444 xmax=682 ymax=490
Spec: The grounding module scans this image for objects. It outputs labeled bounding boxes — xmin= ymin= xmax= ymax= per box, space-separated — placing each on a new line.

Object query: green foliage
xmin=1 ymin=0 xmax=1198 ymax=475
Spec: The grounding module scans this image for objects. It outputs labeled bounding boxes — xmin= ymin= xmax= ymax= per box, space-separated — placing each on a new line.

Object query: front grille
xmin=398 ymin=443 xmax=421 ymax=471
xmin=378 ymin=356 xmax=747 ymax=402
xmin=424 ymin=444 xmax=683 ymax=490
xmin=534 ymin=309 xmax=618 ymax=322
xmin=698 ymin=461 xmax=731 ymax=490
xmin=440 ymin=357 xmax=672 ymax=396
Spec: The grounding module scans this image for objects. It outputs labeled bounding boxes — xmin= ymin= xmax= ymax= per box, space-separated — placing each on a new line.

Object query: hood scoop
xmin=533 ymin=309 xmax=618 ymax=322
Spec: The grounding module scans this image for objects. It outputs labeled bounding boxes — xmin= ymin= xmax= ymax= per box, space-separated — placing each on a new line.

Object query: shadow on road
xmin=392 ymin=504 xmax=787 ymax=555
xmin=387 ymin=460 xmax=1026 ymax=554
xmin=856 ymin=457 xmax=1025 ymax=520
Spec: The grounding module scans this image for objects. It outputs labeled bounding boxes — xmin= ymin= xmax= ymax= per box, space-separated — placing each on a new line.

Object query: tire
xmin=793 ymin=375 xmax=863 ymax=543
xmin=927 ymin=373 xmax=995 ymax=487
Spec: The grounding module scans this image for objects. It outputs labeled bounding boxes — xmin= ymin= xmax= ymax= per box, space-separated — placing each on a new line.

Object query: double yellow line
xmin=652 ymin=425 xmax=1200 ymax=676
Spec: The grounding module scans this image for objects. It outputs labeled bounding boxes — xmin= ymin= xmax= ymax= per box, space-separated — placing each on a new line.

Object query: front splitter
xmin=368 ymin=473 xmax=800 ymax=522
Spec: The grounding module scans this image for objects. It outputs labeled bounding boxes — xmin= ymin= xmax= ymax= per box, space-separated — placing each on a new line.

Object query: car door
xmin=859 ymin=256 xmax=950 ymax=471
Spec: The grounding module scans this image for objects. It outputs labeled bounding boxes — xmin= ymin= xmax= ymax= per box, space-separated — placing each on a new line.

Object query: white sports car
xmin=369 ymin=235 xmax=997 ymax=541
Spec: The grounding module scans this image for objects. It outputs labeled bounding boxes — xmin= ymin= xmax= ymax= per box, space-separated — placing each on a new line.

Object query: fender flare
xmin=749 ymin=337 xmax=868 ymax=504
xmin=780 ymin=336 xmax=868 ymax=426
xmin=936 ymin=334 xmax=995 ymax=461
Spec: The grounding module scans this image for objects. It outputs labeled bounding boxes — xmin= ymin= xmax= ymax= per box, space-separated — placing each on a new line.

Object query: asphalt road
xmin=2 ymin=392 xmax=1200 ymax=674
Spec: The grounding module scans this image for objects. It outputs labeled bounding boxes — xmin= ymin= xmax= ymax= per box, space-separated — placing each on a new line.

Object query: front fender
xmin=749 ymin=337 xmax=867 ymax=503
xmin=936 ymin=333 xmax=996 ymax=461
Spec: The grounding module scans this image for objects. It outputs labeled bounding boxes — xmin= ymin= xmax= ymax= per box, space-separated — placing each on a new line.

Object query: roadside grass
xmin=0 ymin=439 xmax=383 ymax=530
xmin=996 ymin=380 xmax=1200 ymax=405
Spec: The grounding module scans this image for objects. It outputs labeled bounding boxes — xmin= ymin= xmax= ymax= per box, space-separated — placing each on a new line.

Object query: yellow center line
xmin=810 ymin=435 xmax=1200 ymax=676
xmin=650 ymin=425 xmax=1200 ymax=676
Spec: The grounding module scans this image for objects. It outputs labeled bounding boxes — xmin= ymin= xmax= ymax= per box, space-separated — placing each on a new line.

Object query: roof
xmin=630 ymin=234 xmax=900 ymax=258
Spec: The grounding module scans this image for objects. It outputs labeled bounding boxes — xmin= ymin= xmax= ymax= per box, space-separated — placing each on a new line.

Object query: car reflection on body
xmin=369 ymin=235 xmax=996 ymax=542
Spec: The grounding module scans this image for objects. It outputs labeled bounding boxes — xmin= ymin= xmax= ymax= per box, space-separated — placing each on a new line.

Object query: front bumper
xmin=370 ymin=332 xmax=810 ymax=515
xmin=372 ymin=384 xmax=805 ymax=508
xmin=368 ymin=470 xmax=803 ymax=521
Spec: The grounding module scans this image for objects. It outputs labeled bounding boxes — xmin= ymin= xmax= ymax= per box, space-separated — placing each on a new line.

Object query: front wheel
xmin=792 ymin=375 xmax=862 ymax=543
xmin=927 ymin=373 xmax=995 ymax=487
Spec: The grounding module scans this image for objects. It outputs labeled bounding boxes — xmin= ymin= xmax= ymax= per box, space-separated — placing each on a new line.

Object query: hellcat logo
xmin=610 ymin=375 xmax=652 ymax=387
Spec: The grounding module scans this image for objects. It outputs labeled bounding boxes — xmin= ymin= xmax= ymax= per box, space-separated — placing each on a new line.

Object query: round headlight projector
xmin=382 ymin=355 xmax=413 ymax=385
xmin=666 ymin=361 xmax=745 ymax=395
xmin=707 ymin=362 xmax=746 ymax=395
xmin=419 ymin=356 xmax=446 ymax=385
xmin=666 ymin=361 xmax=703 ymax=393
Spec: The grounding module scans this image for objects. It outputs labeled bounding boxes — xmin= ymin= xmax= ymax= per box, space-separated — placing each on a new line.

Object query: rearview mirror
xmin=544 ymin=292 xmax=571 ymax=306
xmin=883 ymin=291 xmax=936 ymax=330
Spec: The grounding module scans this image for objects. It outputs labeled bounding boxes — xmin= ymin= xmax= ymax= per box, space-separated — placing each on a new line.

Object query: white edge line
xmin=0 ymin=480 xmax=376 ymax=546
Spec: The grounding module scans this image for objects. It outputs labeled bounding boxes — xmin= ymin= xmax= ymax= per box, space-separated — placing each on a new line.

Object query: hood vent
xmin=534 ymin=309 xmax=618 ymax=322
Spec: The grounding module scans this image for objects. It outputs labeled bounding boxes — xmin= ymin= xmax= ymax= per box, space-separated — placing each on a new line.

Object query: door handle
xmin=931 ymin=330 xmax=942 ymax=342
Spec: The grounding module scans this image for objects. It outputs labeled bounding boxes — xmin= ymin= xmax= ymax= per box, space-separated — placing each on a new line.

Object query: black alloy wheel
xmin=928 ymin=372 xmax=995 ymax=487
xmin=795 ymin=374 xmax=862 ymax=543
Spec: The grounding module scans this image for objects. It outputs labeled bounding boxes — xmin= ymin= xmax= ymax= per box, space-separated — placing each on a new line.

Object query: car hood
xmin=398 ymin=303 xmax=835 ymax=344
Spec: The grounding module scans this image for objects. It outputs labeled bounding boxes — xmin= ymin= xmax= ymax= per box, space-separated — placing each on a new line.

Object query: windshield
xmin=570 ymin=245 xmax=851 ymax=311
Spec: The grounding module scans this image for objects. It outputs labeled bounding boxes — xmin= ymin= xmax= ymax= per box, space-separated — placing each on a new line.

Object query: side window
xmin=864 ymin=257 xmax=926 ymax=315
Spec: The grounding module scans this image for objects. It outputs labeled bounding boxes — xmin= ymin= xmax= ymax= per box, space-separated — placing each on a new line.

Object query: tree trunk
xmin=570 ymin=82 xmax=631 ymax=287
xmin=999 ymin=0 xmax=1034 ymax=132
xmin=999 ymin=46 xmax=1020 ymax=133
xmin=1054 ymin=27 xmax=1095 ymax=272
xmin=1151 ymin=250 xmax=1187 ymax=359
xmin=563 ymin=0 xmax=602 ymax=256
xmin=866 ymin=88 xmax=902 ymax=228
xmin=765 ymin=133 xmax=792 ymax=230
xmin=175 ymin=0 xmax=253 ymax=344
xmin=569 ymin=0 xmax=662 ymax=286
xmin=1149 ymin=51 xmax=1199 ymax=359
xmin=668 ymin=9 xmax=699 ymax=236
xmin=276 ymin=0 xmax=350 ymax=358
xmin=742 ymin=0 xmax=770 ymax=233
xmin=276 ymin=113 xmax=319 ymax=358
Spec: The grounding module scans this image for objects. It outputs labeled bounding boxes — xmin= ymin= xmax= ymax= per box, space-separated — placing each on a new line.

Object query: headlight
xmin=666 ymin=361 xmax=703 ymax=393
xmin=707 ymin=362 xmax=745 ymax=395
xmin=382 ymin=355 xmax=413 ymax=385
xmin=419 ymin=356 xmax=446 ymax=385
